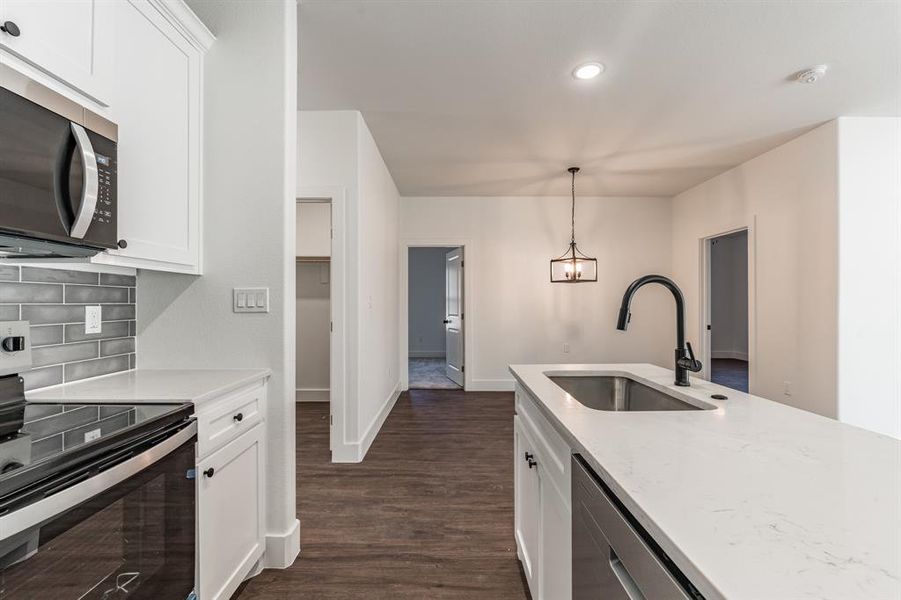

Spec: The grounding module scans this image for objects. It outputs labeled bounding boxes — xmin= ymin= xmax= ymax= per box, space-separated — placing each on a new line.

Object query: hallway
xmin=234 ymin=390 xmax=529 ymax=599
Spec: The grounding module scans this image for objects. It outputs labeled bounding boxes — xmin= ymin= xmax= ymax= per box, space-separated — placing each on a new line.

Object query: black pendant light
xmin=550 ymin=167 xmax=598 ymax=283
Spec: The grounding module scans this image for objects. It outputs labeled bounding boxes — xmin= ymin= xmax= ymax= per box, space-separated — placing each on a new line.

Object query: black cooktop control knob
xmin=1 ymin=336 xmax=25 ymax=352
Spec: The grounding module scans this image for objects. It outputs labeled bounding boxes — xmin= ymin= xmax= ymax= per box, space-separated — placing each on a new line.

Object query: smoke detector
xmin=795 ymin=65 xmax=828 ymax=84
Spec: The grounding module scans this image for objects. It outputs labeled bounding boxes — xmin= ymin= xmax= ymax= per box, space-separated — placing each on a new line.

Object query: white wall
xmin=836 ymin=117 xmax=901 ymax=439
xmin=710 ymin=230 xmax=748 ymax=360
xmin=296 ymin=262 xmax=330 ymax=399
xmin=138 ymin=0 xmax=298 ymax=565
xmin=672 ymin=122 xmax=839 ymax=417
xmin=408 ymin=247 xmax=450 ymax=357
xmin=400 ymin=196 xmax=675 ymax=389
xmin=296 ymin=202 xmax=331 ymax=256
xmin=298 ymin=110 xmax=400 ymax=461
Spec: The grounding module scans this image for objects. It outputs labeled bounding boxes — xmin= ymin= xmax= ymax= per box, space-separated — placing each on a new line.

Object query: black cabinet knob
xmin=233 ymin=412 xmax=244 ymax=422
xmin=443 ymin=319 xmax=450 ymax=324
xmin=117 ymin=239 xmax=128 ymax=249
xmin=1 ymin=336 xmax=25 ymax=352
xmin=203 ymin=467 xmax=215 ymax=478
xmin=1 ymin=21 xmax=20 ymax=37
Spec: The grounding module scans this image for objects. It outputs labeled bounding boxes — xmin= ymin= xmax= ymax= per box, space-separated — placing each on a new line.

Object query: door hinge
xmin=706 ymin=324 xmax=711 ymax=330
xmin=461 ymin=365 xmax=465 ymax=373
xmin=330 ymin=228 xmax=334 ymax=239
xmin=461 ymin=260 xmax=464 ymax=268
xmin=330 ymin=414 xmax=333 ymax=426
xmin=330 ymin=321 xmax=333 ymax=332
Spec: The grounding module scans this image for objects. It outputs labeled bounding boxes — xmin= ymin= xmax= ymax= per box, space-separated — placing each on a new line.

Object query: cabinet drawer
xmin=196 ymin=384 xmax=264 ymax=459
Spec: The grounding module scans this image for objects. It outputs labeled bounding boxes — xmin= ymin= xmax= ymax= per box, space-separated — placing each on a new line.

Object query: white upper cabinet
xmin=0 ymin=0 xmax=115 ymax=105
xmin=91 ymin=0 xmax=212 ymax=274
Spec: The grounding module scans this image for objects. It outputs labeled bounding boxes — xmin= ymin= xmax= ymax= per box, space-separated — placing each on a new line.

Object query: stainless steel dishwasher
xmin=572 ymin=455 xmax=705 ymax=599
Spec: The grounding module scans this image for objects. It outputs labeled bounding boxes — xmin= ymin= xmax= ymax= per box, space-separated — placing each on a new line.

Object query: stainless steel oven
xmin=0 ymin=403 xmax=197 ymax=600
xmin=0 ymin=64 xmax=118 ymax=259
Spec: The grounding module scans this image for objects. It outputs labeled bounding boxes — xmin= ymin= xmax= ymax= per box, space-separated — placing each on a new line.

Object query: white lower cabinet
xmin=514 ymin=385 xmax=572 ymax=600
xmin=195 ymin=382 xmax=267 ymax=600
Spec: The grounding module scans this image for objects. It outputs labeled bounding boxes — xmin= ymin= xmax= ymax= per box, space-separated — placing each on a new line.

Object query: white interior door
xmin=444 ymin=248 xmax=464 ymax=387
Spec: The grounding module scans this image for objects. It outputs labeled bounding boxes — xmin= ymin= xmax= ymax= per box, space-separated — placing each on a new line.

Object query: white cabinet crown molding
xmin=146 ymin=0 xmax=216 ymax=51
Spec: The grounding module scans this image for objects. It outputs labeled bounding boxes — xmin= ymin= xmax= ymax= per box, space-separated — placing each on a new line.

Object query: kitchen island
xmin=510 ymin=363 xmax=901 ymax=600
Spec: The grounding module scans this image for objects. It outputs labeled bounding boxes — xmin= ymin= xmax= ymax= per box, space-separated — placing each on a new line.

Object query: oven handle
xmin=0 ymin=421 xmax=196 ymax=541
xmin=69 ymin=122 xmax=99 ymax=239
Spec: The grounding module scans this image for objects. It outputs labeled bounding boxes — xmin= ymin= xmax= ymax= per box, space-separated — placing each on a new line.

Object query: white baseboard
xmin=409 ymin=351 xmax=446 ymax=358
xmin=469 ymin=378 xmax=515 ymax=392
xmin=295 ymin=388 xmax=329 ymax=402
xmin=264 ymin=518 xmax=300 ymax=569
xmin=711 ymin=351 xmax=749 ymax=361
xmin=355 ymin=382 xmax=401 ymax=462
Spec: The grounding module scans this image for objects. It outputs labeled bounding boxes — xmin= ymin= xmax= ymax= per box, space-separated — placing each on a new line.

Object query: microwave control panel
xmin=93 ymin=152 xmax=117 ymax=227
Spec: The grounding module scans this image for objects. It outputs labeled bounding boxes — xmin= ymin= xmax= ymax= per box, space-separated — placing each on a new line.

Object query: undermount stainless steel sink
xmin=549 ymin=375 xmax=711 ymax=411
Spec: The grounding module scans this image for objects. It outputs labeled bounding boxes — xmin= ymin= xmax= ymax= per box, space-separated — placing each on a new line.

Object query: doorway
xmin=296 ymin=201 xmax=331 ymax=402
xmin=407 ymin=246 xmax=464 ymax=390
xmin=706 ymin=230 xmax=749 ymax=392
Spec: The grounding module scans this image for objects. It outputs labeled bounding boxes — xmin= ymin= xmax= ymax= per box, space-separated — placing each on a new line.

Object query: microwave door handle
xmin=69 ymin=123 xmax=99 ymax=239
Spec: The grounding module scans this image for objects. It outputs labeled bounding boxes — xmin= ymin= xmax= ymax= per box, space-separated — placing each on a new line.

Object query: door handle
xmin=69 ymin=123 xmax=99 ymax=239
xmin=443 ymin=319 xmax=450 ymax=324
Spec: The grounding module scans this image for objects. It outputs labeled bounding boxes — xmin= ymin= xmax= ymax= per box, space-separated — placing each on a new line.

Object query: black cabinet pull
xmin=203 ymin=467 xmax=215 ymax=478
xmin=233 ymin=412 xmax=244 ymax=422
xmin=1 ymin=21 xmax=20 ymax=37
xmin=524 ymin=452 xmax=534 ymax=461
xmin=528 ymin=458 xmax=538 ymax=469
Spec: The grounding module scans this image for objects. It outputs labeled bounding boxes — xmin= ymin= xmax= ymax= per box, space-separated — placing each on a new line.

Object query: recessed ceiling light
xmin=572 ymin=62 xmax=604 ymax=80
xmin=795 ymin=65 xmax=828 ymax=84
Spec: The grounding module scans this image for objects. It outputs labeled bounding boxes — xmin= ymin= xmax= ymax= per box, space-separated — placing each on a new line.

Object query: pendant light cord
xmin=571 ymin=168 xmax=576 ymax=246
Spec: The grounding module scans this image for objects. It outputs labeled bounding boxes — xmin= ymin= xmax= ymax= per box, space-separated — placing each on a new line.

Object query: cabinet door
xmin=540 ymin=478 xmax=572 ymax=600
xmin=514 ymin=418 xmax=541 ymax=594
xmin=92 ymin=0 xmax=202 ymax=274
xmin=197 ymin=424 xmax=265 ymax=600
xmin=0 ymin=0 xmax=114 ymax=104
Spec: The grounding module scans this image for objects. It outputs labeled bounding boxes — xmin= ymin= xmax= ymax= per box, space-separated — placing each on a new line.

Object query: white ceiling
xmin=299 ymin=1 xmax=901 ymax=197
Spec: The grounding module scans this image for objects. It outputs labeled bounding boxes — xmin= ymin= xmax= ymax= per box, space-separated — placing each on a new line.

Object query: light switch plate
xmin=85 ymin=305 xmax=102 ymax=334
xmin=233 ymin=288 xmax=269 ymax=313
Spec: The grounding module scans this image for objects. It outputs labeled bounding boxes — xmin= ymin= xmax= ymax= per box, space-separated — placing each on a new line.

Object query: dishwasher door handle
xmin=610 ymin=548 xmax=647 ymax=600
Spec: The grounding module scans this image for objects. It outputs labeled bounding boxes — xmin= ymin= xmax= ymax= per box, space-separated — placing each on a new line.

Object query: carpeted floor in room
xmin=711 ymin=358 xmax=749 ymax=393
xmin=408 ymin=357 xmax=461 ymax=390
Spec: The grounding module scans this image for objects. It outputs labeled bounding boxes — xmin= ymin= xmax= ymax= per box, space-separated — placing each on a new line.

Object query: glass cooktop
xmin=0 ymin=402 xmax=193 ymax=486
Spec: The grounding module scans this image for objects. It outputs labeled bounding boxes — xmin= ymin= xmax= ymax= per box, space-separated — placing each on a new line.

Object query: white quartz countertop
xmin=26 ymin=368 xmax=271 ymax=407
xmin=509 ymin=363 xmax=901 ymax=600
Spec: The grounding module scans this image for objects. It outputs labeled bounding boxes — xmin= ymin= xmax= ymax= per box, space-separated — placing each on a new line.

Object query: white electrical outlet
xmin=563 ymin=343 xmax=570 ymax=354
xmin=233 ymin=288 xmax=269 ymax=313
xmin=85 ymin=305 xmax=102 ymax=334
xmin=84 ymin=428 xmax=101 ymax=443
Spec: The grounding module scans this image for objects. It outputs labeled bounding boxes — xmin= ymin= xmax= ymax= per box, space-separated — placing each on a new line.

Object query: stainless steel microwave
xmin=0 ymin=64 xmax=118 ymax=259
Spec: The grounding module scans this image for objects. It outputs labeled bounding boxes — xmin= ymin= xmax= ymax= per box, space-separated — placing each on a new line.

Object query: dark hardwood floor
xmin=711 ymin=358 xmax=749 ymax=393
xmin=234 ymin=389 xmax=530 ymax=599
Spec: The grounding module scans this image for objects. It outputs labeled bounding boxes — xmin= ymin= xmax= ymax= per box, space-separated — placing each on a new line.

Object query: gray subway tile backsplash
xmin=0 ymin=265 xmax=19 ymax=281
xmin=31 ymin=434 xmax=63 ymax=461
xmin=30 ymin=325 xmax=65 ymax=347
xmin=21 ymin=267 xmax=98 ymax=285
xmin=100 ymin=337 xmax=135 ymax=357
xmin=0 ymin=282 xmax=63 ymax=304
xmin=99 ymin=273 xmax=136 ymax=287
xmin=65 ymin=355 xmax=131 ymax=383
xmin=32 ymin=341 xmax=99 ymax=368
xmin=0 ymin=266 xmax=137 ymax=390
xmin=64 ymin=285 xmax=129 ymax=304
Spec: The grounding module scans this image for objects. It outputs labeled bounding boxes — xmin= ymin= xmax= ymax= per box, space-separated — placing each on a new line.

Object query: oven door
xmin=0 ymin=85 xmax=117 ymax=256
xmin=0 ymin=423 xmax=196 ymax=600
